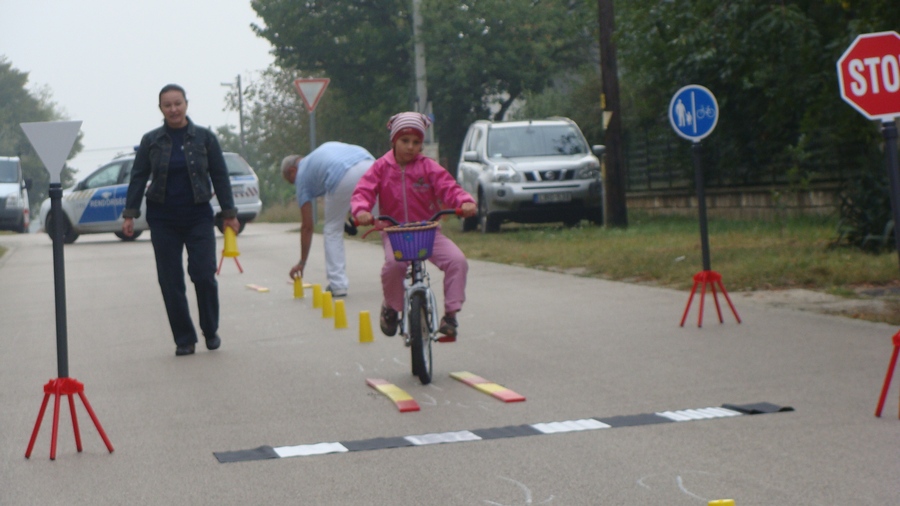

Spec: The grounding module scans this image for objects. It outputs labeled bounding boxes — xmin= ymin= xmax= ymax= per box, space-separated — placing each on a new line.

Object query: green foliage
xmin=833 ymin=159 xmax=893 ymax=252
xmin=250 ymin=0 xmax=598 ymax=172
xmin=0 ymin=57 xmax=81 ymax=209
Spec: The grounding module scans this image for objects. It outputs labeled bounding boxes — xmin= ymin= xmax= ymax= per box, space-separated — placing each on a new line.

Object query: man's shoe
xmin=344 ymin=218 xmax=358 ymax=236
xmin=205 ymin=335 xmax=221 ymax=351
xmin=437 ymin=315 xmax=458 ymax=343
xmin=175 ymin=343 xmax=196 ymax=356
xmin=325 ymin=285 xmax=348 ymax=298
xmin=380 ymin=304 xmax=399 ymax=336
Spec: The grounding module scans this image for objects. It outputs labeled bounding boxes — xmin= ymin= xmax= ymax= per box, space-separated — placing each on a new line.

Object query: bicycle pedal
xmin=436 ymin=335 xmax=456 ymax=343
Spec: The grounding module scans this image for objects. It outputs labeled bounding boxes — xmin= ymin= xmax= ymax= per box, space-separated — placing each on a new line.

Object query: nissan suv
xmin=456 ymin=118 xmax=604 ymax=233
xmin=40 ymin=151 xmax=261 ymax=243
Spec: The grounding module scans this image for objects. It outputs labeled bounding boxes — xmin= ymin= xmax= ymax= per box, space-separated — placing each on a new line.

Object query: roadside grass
xmin=260 ymin=202 xmax=899 ymax=297
xmin=441 ymin=213 xmax=900 ymax=294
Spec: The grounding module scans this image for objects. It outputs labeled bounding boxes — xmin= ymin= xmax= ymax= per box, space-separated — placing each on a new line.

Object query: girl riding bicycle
xmin=351 ymin=112 xmax=477 ymax=341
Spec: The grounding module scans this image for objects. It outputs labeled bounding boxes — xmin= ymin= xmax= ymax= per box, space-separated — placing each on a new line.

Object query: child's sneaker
xmin=380 ymin=304 xmax=398 ymax=336
xmin=437 ymin=315 xmax=457 ymax=342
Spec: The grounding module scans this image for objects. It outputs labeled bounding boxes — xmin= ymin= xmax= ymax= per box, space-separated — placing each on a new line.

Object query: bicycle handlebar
xmin=373 ymin=208 xmax=462 ymax=227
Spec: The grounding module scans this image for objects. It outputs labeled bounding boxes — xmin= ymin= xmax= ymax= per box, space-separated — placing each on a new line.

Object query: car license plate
xmin=535 ymin=192 xmax=572 ymax=204
xmin=231 ymin=184 xmax=245 ymax=193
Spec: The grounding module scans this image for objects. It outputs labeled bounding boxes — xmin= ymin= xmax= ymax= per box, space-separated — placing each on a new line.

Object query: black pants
xmin=148 ymin=212 xmax=218 ymax=347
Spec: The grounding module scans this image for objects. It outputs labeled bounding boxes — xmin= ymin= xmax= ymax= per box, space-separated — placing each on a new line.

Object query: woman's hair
xmin=159 ymin=84 xmax=187 ymax=103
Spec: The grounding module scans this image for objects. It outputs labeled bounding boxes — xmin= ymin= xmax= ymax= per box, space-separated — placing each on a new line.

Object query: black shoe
xmin=344 ymin=218 xmax=358 ymax=236
xmin=205 ymin=335 xmax=221 ymax=351
xmin=380 ymin=304 xmax=398 ymax=336
xmin=437 ymin=315 xmax=458 ymax=343
xmin=175 ymin=343 xmax=196 ymax=356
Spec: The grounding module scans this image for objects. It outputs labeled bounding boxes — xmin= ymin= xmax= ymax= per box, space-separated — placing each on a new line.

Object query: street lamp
xmin=220 ymin=74 xmax=245 ymax=156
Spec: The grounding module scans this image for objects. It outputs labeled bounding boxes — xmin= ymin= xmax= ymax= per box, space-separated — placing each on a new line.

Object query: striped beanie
xmin=387 ymin=112 xmax=431 ymax=143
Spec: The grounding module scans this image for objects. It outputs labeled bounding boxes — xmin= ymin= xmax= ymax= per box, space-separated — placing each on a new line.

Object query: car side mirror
xmin=463 ymin=151 xmax=479 ymax=163
xmin=592 ymin=145 xmax=606 ymax=157
xmin=74 ymin=180 xmax=85 ymax=191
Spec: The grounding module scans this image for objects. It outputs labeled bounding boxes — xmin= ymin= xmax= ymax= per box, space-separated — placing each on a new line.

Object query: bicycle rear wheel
xmin=409 ymin=291 xmax=433 ymax=385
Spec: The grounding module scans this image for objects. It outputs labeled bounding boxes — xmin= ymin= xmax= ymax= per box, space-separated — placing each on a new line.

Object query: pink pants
xmin=380 ymin=229 xmax=468 ymax=314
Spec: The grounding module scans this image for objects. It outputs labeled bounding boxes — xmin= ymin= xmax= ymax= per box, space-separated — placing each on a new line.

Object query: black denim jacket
xmin=122 ymin=117 xmax=236 ymax=219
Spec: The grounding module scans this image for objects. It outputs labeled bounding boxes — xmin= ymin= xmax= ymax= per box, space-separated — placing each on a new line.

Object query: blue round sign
xmin=669 ymin=85 xmax=718 ymax=142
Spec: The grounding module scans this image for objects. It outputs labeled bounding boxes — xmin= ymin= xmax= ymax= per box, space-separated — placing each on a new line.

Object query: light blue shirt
xmin=295 ymin=142 xmax=374 ymax=207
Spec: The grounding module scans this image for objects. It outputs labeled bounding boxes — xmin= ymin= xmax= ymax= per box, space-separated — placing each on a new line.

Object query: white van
xmin=0 ymin=156 xmax=31 ymax=233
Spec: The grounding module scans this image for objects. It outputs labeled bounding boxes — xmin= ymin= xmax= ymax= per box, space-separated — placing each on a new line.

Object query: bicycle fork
xmin=400 ymin=270 xmax=440 ymax=346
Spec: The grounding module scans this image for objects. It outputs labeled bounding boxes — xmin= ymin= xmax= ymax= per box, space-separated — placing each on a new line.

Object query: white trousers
xmin=322 ymin=159 xmax=374 ymax=292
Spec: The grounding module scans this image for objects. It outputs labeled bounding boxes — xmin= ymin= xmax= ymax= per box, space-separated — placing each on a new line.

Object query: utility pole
xmin=412 ymin=0 xmax=438 ymax=161
xmin=221 ymin=74 xmax=245 ymax=157
xmin=598 ymin=0 xmax=628 ymax=228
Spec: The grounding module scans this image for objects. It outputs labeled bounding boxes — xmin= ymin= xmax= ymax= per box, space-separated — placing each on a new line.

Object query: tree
xmin=0 ymin=57 xmax=81 ymax=210
xmin=250 ymin=0 xmax=598 ymax=173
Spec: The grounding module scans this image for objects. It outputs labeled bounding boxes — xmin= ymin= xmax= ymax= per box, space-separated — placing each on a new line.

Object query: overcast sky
xmin=1 ymin=0 xmax=275 ymax=178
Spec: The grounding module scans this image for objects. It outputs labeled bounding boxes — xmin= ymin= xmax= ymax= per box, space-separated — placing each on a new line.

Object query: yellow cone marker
xmin=334 ymin=300 xmax=348 ymax=329
xmin=223 ymin=227 xmax=240 ymax=257
xmin=359 ymin=310 xmax=374 ymax=342
xmin=322 ymin=291 xmax=334 ymax=318
xmin=293 ymin=277 xmax=304 ymax=298
xmin=312 ymin=284 xmax=322 ymax=308
xmin=708 ymin=501 xmax=735 ymax=506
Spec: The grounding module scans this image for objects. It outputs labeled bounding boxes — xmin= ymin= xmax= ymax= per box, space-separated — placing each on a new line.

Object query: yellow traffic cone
xmin=293 ymin=276 xmax=304 ymax=298
xmin=334 ymin=300 xmax=348 ymax=329
xmin=312 ymin=284 xmax=322 ymax=308
xmin=359 ymin=310 xmax=374 ymax=343
xmin=322 ymin=291 xmax=334 ymax=318
xmin=223 ymin=227 xmax=239 ymax=257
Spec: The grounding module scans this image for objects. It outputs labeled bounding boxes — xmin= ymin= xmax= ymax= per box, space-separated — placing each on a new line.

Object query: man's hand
xmin=289 ymin=262 xmax=305 ymax=280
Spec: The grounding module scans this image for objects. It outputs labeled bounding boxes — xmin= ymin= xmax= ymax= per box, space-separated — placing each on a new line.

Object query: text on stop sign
xmin=847 ymin=54 xmax=900 ymax=96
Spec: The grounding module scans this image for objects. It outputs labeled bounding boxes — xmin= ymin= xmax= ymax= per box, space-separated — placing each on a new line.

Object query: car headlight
xmin=576 ymin=160 xmax=601 ymax=180
xmin=490 ymin=163 xmax=522 ymax=183
xmin=5 ymin=193 xmax=22 ymax=209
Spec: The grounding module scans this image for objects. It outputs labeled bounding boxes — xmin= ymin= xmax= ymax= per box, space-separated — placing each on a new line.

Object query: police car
xmin=40 ymin=151 xmax=262 ymax=244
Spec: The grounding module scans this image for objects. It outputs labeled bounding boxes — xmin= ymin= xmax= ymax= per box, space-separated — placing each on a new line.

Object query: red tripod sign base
xmin=875 ymin=330 xmax=900 ymax=418
xmin=25 ymin=377 xmax=114 ymax=460
xmin=680 ymin=270 xmax=742 ymax=327
xmin=216 ymin=254 xmax=243 ymax=275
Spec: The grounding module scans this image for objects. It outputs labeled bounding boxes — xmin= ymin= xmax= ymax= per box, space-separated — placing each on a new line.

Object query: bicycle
xmin=365 ymin=209 xmax=462 ymax=385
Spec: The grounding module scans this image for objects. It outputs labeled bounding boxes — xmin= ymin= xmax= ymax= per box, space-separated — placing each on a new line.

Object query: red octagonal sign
xmin=837 ymin=31 xmax=900 ymax=121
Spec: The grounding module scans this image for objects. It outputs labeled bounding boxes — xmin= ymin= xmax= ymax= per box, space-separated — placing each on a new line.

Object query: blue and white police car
xmin=40 ymin=151 xmax=262 ymax=244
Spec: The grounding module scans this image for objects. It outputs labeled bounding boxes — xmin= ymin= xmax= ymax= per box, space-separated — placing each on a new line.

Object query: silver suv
xmin=456 ymin=118 xmax=604 ymax=233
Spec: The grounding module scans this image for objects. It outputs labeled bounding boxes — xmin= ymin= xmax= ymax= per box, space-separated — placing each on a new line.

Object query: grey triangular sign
xmin=20 ymin=121 xmax=82 ymax=183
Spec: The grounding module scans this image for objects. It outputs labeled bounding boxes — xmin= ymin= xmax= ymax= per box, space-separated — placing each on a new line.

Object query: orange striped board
xmin=246 ymin=284 xmax=270 ymax=292
xmin=366 ymin=379 xmax=420 ymax=412
xmin=450 ymin=371 xmax=526 ymax=403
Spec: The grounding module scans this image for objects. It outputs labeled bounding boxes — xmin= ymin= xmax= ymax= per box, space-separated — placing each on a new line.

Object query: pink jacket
xmin=351 ymin=150 xmax=474 ymax=223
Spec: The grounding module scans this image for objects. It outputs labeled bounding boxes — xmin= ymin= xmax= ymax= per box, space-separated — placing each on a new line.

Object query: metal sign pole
xmin=309 ymin=109 xmax=318 ymax=225
xmin=49 ymin=183 xmax=69 ymax=378
xmin=883 ymin=121 xmax=900 ymax=269
xmin=692 ymin=142 xmax=712 ymax=272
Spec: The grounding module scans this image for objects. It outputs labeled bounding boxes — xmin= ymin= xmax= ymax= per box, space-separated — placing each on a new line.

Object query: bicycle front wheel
xmin=409 ymin=291 xmax=433 ymax=385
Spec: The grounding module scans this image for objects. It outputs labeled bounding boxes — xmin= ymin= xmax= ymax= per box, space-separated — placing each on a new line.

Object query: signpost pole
xmin=692 ymin=142 xmax=712 ymax=272
xmin=49 ymin=183 xmax=69 ymax=379
xmin=882 ymin=121 xmax=900 ymax=269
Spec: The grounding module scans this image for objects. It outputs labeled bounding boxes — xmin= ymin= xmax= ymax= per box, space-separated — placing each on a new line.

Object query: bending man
xmin=281 ymin=142 xmax=375 ymax=297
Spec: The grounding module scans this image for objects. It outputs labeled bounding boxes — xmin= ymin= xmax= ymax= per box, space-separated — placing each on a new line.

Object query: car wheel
xmin=114 ymin=230 xmax=142 ymax=241
xmin=588 ymin=207 xmax=603 ymax=226
xmin=461 ymin=214 xmax=478 ymax=232
xmin=478 ymin=191 xmax=500 ymax=234
xmin=45 ymin=215 xmax=79 ymax=244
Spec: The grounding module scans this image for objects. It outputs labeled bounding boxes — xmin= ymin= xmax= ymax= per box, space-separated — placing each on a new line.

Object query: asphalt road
xmin=1 ymin=223 xmax=898 ymax=505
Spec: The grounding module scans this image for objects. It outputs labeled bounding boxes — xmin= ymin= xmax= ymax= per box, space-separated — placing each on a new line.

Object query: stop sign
xmin=837 ymin=31 xmax=900 ymax=121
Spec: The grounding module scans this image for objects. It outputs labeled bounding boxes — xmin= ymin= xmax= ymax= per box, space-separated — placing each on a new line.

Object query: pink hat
xmin=387 ymin=112 xmax=431 ymax=143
